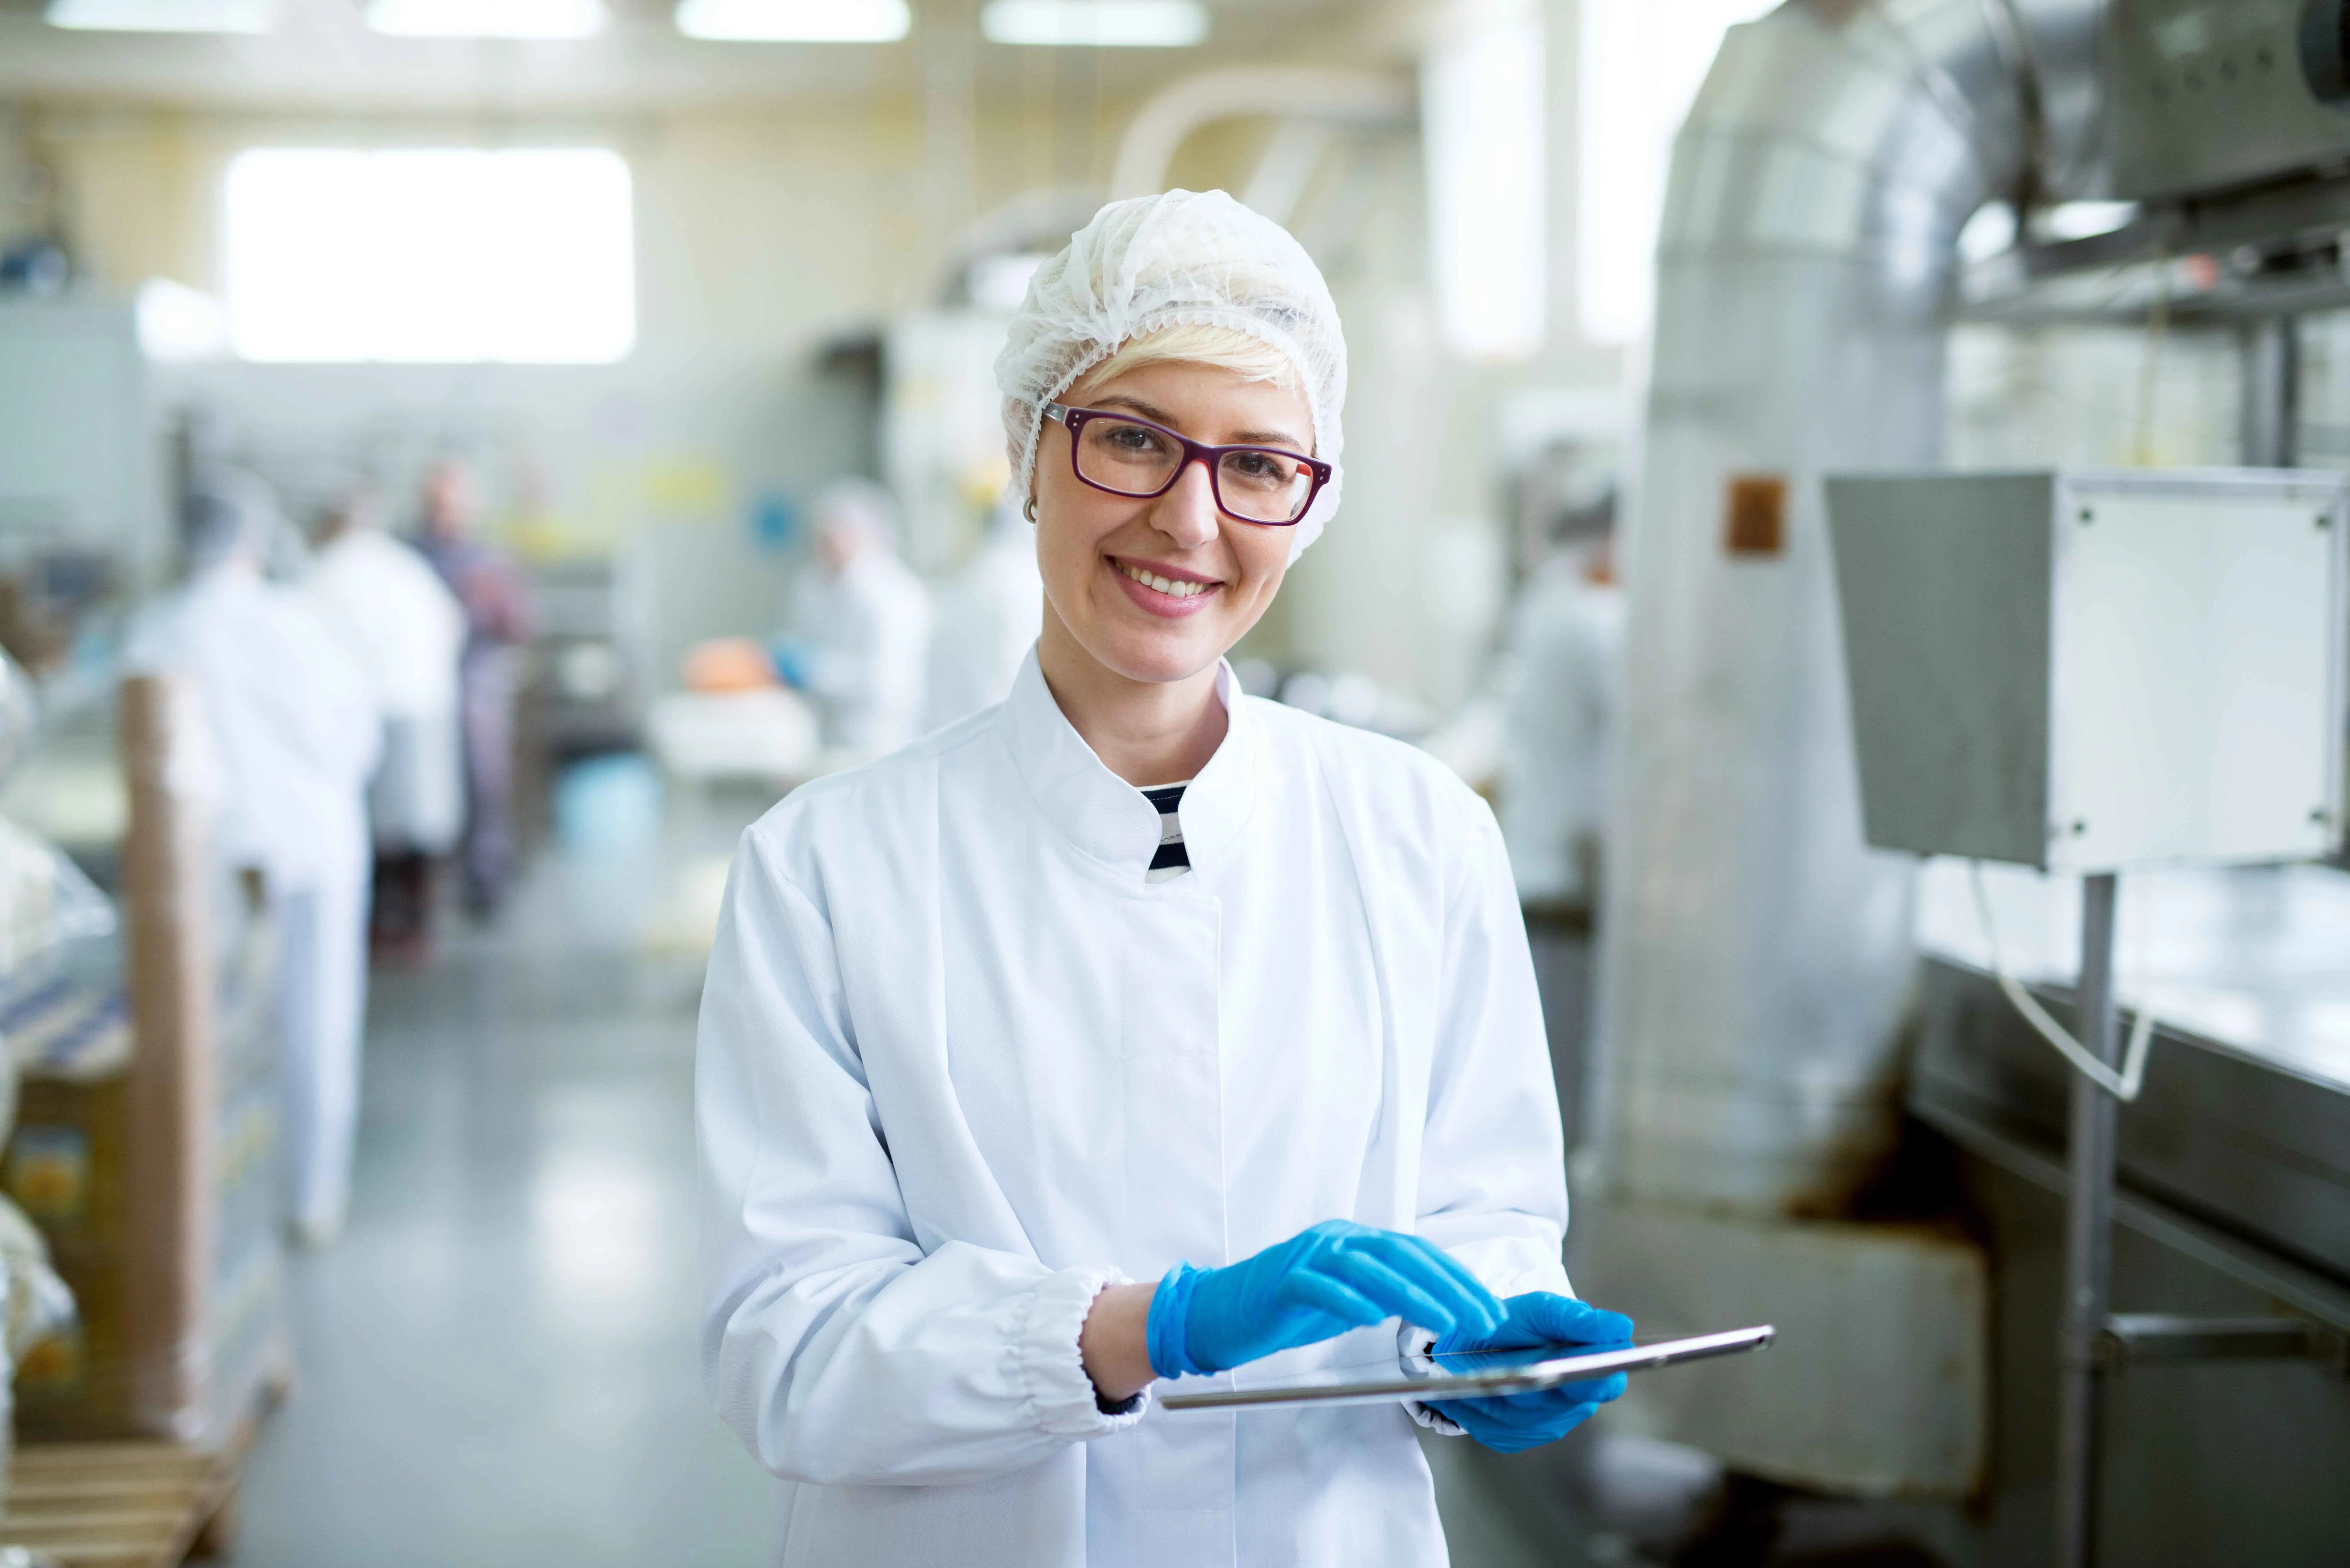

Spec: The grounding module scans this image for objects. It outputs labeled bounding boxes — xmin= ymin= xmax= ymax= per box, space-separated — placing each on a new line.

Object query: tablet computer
xmin=1158 ymin=1324 xmax=1776 ymax=1412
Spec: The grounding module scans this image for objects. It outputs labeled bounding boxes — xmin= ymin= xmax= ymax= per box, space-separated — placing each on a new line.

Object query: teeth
xmin=1119 ymin=562 xmax=1211 ymax=599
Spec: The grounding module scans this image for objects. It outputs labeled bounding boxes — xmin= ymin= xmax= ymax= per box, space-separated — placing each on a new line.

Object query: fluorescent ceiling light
xmin=981 ymin=0 xmax=1206 ymax=47
xmin=45 ymin=0 xmax=282 ymax=32
xmin=365 ymin=0 xmax=606 ymax=38
xmin=676 ymin=0 xmax=910 ymax=42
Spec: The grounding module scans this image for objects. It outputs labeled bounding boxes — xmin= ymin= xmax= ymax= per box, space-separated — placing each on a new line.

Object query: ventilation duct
xmin=1593 ymin=0 xmax=2113 ymax=1214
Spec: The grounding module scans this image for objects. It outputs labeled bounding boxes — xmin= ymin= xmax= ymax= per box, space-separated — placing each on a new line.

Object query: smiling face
xmin=1031 ymin=357 xmax=1313 ymax=689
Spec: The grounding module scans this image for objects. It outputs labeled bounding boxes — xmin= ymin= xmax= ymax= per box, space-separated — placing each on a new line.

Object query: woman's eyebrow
xmin=1088 ymin=395 xmax=1309 ymax=454
xmin=1088 ymin=393 xmax=1173 ymax=421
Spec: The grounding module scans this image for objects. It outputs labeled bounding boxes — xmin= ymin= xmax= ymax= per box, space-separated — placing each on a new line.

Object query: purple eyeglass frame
xmin=1043 ymin=401 xmax=1332 ymax=526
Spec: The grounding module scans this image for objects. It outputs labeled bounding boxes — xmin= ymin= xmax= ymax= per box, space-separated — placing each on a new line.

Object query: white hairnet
xmin=995 ymin=189 xmax=1346 ymax=562
xmin=812 ymin=477 xmax=902 ymax=554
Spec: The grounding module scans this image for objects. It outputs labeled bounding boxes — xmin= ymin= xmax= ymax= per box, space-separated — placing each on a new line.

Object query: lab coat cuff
xmin=1406 ymin=1401 xmax=1468 ymax=1436
xmin=1020 ymin=1266 xmax=1151 ymax=1440
xmin=1396 ymin=1323 xmax=1465 ymax=1435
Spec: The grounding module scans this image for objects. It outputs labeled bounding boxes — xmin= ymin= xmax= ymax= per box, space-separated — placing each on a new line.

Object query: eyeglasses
xmin=1044 ymin=402 xmax=1331 ymax=526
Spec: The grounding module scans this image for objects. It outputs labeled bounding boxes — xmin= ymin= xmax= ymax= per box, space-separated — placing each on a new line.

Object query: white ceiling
xmin=0 ymin=0 xmax=1362 ymax=113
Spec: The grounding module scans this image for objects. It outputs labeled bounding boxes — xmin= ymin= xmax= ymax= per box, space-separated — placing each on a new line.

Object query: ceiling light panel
xmin=45 ymin=0 xmax=283 ymax=32
xmin=365 ymin=0 xmax=607 ymax=38
xmin=675 ymin=0 xmax=911 ymax=42
xmin=980 ymin=0 xmax=1207 ymax=47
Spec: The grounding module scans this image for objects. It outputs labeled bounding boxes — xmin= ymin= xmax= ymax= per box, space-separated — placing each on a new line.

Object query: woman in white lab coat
xmin=699 ymin=191 xmax=1628 ymax=1568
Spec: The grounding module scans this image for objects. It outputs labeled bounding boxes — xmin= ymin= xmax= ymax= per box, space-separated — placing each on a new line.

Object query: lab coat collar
xmin=1004 ymin=649 xmax=1261 ymax=884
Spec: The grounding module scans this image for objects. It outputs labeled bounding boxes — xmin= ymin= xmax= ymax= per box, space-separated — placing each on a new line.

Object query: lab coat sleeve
xmin=698 ymin=827 xmax=1147 ymax=1488
xmin=1415 ymin=797 xmax=1574 ymax=1302
xmin=310 ymin=614 xmax=383 ymax=787
xmin=1405 ymin=796 xmax=1576 ymax=1437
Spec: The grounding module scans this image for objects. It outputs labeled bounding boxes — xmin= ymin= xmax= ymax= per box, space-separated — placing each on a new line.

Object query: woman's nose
xmin=1149 ymin=460 xmax=1222 ymax=550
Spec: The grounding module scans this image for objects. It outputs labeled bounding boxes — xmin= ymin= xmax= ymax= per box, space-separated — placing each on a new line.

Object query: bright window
xmin=1422 ymin=0 xmax=1546 ymax=364
xmin=223 ymin=148 xmax=635 ymax=364
xmin=1577 ymin=0 xmax=1776 ymax=343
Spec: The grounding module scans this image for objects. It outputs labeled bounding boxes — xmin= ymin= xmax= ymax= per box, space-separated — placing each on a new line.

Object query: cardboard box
xmin=2 ymin=675 xmax=290 ymax=1448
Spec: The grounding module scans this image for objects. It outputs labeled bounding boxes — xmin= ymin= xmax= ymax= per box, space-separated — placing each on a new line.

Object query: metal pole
xmin=2055 ymin=872 xmax=2121 ymax=1568
xmin=2240 ymin=317 xmax=2302 ymax=469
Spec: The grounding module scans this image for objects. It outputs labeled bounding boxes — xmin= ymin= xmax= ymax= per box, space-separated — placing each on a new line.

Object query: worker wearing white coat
xmin=775 ymin=480 xmax=934 ymax=759
xmin=699 ymin=191 xmax=1631 ymax=1568
xmin=307 ymin=488 xmax=466 ymax=958
xmin=126 ymin=472 xmax=379 ymax=1247
xmin=1500 ymin=529 xmax=1625 ymax=909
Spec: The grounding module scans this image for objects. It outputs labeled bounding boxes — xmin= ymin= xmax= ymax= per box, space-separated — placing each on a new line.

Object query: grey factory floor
xmin=216 ymin=793 xmax=1585 ymax=1568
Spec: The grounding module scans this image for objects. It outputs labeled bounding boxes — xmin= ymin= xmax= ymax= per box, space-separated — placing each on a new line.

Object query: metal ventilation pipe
xmin=1107 ymin=68 xmax=1412 ymax=200
xmin=1592 ymin=0 xmax=2110 ymax=1214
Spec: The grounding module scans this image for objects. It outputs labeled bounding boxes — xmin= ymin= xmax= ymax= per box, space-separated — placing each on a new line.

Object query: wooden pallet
xmin=0 ymin=1437 xmax=245 ymax=1568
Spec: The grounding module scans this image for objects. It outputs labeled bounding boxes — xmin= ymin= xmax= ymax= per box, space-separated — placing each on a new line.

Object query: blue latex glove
xmin=1147 ymin=1220 xmax=1506 ymax=1379
xmin=1427 ymin=1292 xmax=1634 ymax=1454
xmin=767 ymin=636 xmax=815 ymax=690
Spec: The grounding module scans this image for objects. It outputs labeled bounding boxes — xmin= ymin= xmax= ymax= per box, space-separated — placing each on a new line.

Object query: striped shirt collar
xmin=1003 ymin=648 xmax=1261 ymax=883
xmin=1140 ymin=783 xmax=1193 ymax=882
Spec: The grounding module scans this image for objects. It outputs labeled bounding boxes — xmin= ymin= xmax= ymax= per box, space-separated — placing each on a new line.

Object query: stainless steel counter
xmin=1911 ymin=860 xmax=2350 ymax=1293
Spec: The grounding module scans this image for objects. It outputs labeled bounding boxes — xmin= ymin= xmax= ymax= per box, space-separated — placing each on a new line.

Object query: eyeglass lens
xmin=1074 ymin=415 xmax=1313 ymax=523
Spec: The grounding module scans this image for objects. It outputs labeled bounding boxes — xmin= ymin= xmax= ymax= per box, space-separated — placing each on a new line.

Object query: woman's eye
xmin=1102 ymin=424 xmax=1171 ymax=457
xmin=1226 ymin=451 xmax=1297 ymax=485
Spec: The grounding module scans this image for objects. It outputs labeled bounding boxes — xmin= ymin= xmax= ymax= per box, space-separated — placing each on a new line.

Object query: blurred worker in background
xmin=125 ymin=470 xmax=378 ymax=1248
xmin=308 ymin=486 xmax=466 ymax=964
xmin=1497 ymin=499 xmax=1624 ymax=1144
xmin=1500 ymin=512 xmax=1623 ymax=911
xmin=921 ymin=497 xmax=1043 ymax=731
xmin=772 ymin=479 xmax=934 ymax=759
xmin=417 ymin=460 xmax=534 ymax=916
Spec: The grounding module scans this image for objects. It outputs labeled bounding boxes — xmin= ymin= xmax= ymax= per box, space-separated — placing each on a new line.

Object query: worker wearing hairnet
xmin=308 ymin=487 xmax=466 ymax=962
xmin=699 ymin=190 xmax=1627 ymax=1568
xmin=772 ymin=479 xmax=935 ymax=759
xmin=125 ymin=471 xmax=380 ymax=1247
xmin=1501 ymin=518 xmax=1623 ymax=911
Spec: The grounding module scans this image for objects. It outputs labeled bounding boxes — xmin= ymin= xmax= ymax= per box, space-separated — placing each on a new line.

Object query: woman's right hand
xmin=1146 ymin=1220 xmax=1505 ymax=1379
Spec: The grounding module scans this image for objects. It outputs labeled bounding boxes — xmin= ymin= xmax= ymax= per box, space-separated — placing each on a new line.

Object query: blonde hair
xmin=1073 ymin=321 xmax=1302 ymax=405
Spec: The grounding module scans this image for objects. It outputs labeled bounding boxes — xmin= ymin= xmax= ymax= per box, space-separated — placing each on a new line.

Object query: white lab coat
xmin=307 ymin=529 xmax=466 ymax=853
xmin=1499 ymin=564 xmax=1625 ymax=906
xmin=125 ymin=563 xmax=379 ymax=1236
xmin=698 ymin=651 xmax=1571 ymax=1568
xmin=921 ymin=514 xmax=1043 ymax=732
xmin=789 ymin=548 xmax=934 ymax=757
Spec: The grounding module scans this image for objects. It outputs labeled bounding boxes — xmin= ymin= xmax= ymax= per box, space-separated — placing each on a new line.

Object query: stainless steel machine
xmin=1827 ymin=465 xmax=2349 ymax=1566
xmin=1585 ymin=1 xmax=2350 ymax=1562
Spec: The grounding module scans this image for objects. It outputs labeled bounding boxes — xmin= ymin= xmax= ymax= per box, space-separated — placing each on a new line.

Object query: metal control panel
xmin=1824 ymin=468 xmax=2350 ymax=873
xmin=2106 ymin=0 xmax=2350 ymax=199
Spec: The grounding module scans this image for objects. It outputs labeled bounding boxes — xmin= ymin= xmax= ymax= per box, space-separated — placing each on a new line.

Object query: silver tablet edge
xmin=1159 ymin=1324 xmax=1776 ymax=1412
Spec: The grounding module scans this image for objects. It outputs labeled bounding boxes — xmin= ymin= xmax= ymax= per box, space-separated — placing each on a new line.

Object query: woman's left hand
xmin=1425 ymin=1292 xmax=1634 ymax=1455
